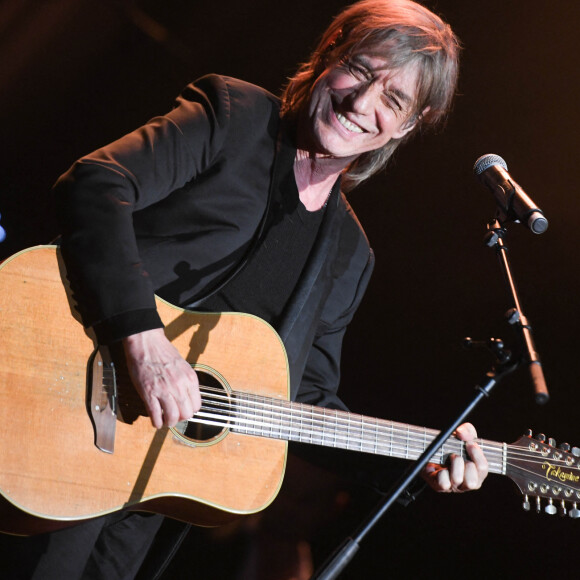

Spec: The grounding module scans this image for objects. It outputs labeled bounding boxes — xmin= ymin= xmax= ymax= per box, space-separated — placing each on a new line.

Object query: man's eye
xmin=383 ymin=92 xmax=402 ymax=111
xmin=348 ymin=63 xmax=372 ymax=81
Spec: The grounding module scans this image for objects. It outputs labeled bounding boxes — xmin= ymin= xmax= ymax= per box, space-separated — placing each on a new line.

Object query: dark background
xmin=1 ymin=0 xmax=579 ymax=577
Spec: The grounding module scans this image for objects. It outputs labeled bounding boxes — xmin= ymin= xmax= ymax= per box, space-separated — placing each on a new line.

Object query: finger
xmin=187 ymin=369 xmax=202 ymax=413
xmin=146 ymin=395 xmax=164 ymax=429
xmin=461 ymin=460 xmax=481 ymax=490
xmin=466 ymin=441 xmax=489 ymax=481
xmin=435 ymin=466 xmax=452 ymax=492
xmin=423 ymin=463 xmax=453 ymax=492
xmin=159 ymin=393 xmax=181 ymax=428
xmin=178 ymin=375 xmax=200 ymax=420
xmin=455 ymin=422 xmax=477 ymax=441
xmin=448 ymin=454 xmax=466 ymax=489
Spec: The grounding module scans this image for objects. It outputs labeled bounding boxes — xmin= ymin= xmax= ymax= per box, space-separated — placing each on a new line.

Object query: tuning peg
xmin=526 ymin=428 xmax=533 ymax=438
xmin=536 ymin=433 xmax=546 ymax=443
xmin=545 ymin=498 xmax=557 ymax=515
xmin=559 ymin=442 xmax=571 ymax=452
xmin=569 ymin=502 xmax=580 ymax=519
xmin=522 ymin=494 xmax=531 ymax=511
xmin=572 ymin=447 xmax=580 ymax=458
xmin=548 ymin=437 xmax=556 ymax=447
xmin=536 ymin=496 xmax=542 ymax=513
xmin=559 ymin=500 xmax=567 ymax=517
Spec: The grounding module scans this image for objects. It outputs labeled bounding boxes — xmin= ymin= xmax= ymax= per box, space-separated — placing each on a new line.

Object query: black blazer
xmin=55 ymin=75 xmax=374 ymax=409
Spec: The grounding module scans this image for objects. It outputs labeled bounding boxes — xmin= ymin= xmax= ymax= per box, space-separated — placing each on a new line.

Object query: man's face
xmin=304 ymin=53 xmax=421 ymax=162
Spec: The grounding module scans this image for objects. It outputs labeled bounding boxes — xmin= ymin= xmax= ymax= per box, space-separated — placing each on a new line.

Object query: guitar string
xmin=195 ymin=385 xmax=557 ymax=466
xmin=191 ymin=407 xmax=577 ymax=480
xmin=189 ymin=386 xmax=579 ymax=478
xmin=197 ymin=385 xmax=508 ymax=454
xmin=196 ymin=385 xmax=549 ymax=466
xmin=189 ymin=386 xmax=510 ymax=470
xmin=192 ymin=397 xmax=580 ymax=487
xmin=198 ymin=383 xmax=573 ymax=465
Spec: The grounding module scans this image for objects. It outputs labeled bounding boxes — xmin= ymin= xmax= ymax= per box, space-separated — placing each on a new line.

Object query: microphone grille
xmin=473 ymin=154 xmax=507 ymax=176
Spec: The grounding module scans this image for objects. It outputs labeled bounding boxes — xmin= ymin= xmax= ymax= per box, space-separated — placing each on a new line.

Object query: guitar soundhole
xmin=172 ymin=368 xmax=231 ymax=447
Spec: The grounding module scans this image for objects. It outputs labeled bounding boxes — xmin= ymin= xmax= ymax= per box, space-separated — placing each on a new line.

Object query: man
xmin=8 ymin=1 xmax=487 ymax=577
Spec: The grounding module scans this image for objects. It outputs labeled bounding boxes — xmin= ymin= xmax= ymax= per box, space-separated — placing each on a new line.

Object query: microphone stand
xmin=484 ymin=218 xmax=549 ymax=404
xmin=311 ymin=217 xmax=548 ymax=580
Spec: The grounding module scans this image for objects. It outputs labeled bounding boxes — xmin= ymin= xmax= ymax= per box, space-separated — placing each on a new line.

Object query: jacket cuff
xmin=92 ymin=308 xmax=164 ymax=344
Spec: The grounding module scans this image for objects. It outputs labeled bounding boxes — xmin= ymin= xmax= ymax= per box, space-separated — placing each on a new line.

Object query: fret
xmin=270 ymin=403 xmax=288 ymax=439
xmin=256 ymin=394 xmax=264 ymax=437
xmin=346 ymin=413 xmax=351 ymax=450
xmin=358 ymin=414 xmax=365 ymax=452
xmin=280 ymin=398 xmax=293 ymax=440
xmin=501 ymin=442 xmax=507 ymax=475
xmin=332 ymin=410 xmax=338 ymax=448
xmin=306 ymin=404 xmax=314 ymax=444
xmin=263 ymin=396 xmax=272 ymax=439
xmin=320 ymin=407 xmax=327 ymax=447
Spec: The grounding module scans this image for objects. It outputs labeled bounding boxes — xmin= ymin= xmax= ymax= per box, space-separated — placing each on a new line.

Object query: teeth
xmin=336 ymin=111 xmax=363 ymax=133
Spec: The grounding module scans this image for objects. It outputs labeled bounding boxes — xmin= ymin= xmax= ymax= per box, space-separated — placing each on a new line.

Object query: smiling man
xmin=6 ymin=1 xmax=488 ymax=578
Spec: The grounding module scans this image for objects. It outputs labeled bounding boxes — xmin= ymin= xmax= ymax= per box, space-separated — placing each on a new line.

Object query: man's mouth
xmin=335 ymin=111 xmax=364 ymax=134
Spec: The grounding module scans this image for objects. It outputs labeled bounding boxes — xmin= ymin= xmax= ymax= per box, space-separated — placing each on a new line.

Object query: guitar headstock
xmin=506 ymin=431 xmax=580 ymax=517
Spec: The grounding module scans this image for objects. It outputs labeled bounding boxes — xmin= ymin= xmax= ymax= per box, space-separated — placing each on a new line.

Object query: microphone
xmin=473 ymin=154 xmax=548 ymax=234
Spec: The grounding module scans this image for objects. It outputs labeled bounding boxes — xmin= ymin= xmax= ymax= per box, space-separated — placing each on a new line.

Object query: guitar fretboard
xmin=191 ymin=387 xmax=507 ymax=475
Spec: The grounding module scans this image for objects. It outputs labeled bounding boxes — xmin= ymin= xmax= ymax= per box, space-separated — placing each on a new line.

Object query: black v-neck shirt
xmin=200 ymin=169 xmax=326 ymax=329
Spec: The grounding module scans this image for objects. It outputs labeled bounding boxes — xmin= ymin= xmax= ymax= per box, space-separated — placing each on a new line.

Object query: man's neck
xmin=293 ymin=148 xmax=349 ymax=211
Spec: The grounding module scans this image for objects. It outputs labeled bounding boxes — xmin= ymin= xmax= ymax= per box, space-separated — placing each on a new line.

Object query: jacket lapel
xmin=277 ymin=179 xmax=344 ymax=344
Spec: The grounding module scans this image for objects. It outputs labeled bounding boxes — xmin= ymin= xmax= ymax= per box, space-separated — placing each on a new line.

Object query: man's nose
xmin=348 ymin=82 xmax=378 ymax=114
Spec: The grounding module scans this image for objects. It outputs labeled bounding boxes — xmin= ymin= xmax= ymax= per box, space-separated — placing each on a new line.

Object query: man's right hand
xmin=122 ymin=328 xmax=201 ymax=428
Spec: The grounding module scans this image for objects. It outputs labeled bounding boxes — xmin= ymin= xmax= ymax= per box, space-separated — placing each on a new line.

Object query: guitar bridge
xmin=88 ymin=347 xmax=117 ymax=453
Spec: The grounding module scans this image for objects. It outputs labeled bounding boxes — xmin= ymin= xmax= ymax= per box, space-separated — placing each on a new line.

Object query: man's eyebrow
xmin=388 ymin=86 xmax=413 ymax=106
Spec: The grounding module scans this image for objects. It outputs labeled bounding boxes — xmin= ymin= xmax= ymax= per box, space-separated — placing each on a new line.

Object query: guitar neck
xmin=196 ymin=388 xmax=507 ymax=476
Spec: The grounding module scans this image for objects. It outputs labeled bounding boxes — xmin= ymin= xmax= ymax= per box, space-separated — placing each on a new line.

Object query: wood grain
xmin=0 ymin=246 xmax=288 ymax=534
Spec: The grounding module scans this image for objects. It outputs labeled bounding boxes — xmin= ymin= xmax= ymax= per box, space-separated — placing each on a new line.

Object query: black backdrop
xmin=1 ymin=1 xmax=579 ymax=577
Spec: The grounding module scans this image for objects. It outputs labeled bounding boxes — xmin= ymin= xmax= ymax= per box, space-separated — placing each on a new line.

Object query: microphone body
xmin=473 ymin=154 xmax=548 ymax=234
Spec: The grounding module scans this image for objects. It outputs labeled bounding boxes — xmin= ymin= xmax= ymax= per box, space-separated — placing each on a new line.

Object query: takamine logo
xmin=542 ymin=462 xmax=580 ymax=484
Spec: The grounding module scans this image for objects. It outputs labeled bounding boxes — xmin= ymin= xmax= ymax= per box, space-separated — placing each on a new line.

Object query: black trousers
xmin=1 ymin=512 xmax=165 ymax=580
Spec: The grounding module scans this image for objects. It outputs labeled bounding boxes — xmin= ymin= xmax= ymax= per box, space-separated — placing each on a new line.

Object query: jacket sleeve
xmin=54 ymin=75 xmax=238 ymax=343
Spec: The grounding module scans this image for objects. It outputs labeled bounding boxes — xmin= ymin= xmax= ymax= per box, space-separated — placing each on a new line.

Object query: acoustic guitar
xmin=1 ymin=246 xmax=579 ymax=536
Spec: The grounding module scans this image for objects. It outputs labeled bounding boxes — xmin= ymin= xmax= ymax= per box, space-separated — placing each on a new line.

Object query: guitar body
xmin=0 ymin=246 xmax=289 ymax=535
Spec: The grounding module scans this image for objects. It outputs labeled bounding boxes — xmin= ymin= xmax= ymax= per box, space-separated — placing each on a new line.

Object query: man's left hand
xmin=422 ymin=422 xmax=489 ymax=493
